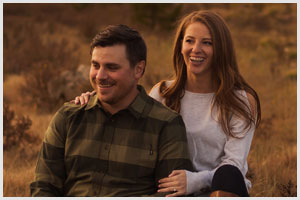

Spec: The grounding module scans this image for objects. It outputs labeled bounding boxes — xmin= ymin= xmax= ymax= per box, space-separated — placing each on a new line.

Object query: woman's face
xmin=181 ymin=22 xmax=213 ymax=78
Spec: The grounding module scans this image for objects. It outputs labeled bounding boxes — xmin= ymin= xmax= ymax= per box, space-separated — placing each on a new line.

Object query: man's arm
xmin=30 ymin=110 xmax=67 ymax=196
xmin=153 ymin=115 xmax=193 ymax=196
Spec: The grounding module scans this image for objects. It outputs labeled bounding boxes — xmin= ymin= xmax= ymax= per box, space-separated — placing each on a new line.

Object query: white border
xmin=1 ymin=0 xmax=299 ymax=3
xmin=297 ymin=2 xmax=299 ymax=199
xmin=1 ymin=2 xmax=3 ymax=199
xmin=1 ymin=1 xmax=299 ymax=199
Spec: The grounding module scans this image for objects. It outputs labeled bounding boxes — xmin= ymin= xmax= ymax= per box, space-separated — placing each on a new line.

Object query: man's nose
xmin=96 ymin=67 xmax=108 ymax=80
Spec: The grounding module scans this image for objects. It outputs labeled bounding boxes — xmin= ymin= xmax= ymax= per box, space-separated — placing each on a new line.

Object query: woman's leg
xmin=210 ymin=164 xmax=249 ymax=197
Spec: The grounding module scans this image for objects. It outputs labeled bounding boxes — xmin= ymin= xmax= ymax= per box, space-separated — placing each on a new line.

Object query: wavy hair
xmin=159 ymin=10 xmax=261 ymax=137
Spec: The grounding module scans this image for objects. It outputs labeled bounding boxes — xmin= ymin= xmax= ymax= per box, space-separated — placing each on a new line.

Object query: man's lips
xmin=96 ymin=80 xmax=116 ymax=88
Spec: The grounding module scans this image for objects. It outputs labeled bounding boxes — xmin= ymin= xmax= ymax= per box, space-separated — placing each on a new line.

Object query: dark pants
xmin=211 ymin=164 xmax=249 ymax=197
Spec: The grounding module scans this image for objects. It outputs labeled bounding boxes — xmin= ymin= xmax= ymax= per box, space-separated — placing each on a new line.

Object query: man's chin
xmin=98 ymin=95 xmax=115 ymax=105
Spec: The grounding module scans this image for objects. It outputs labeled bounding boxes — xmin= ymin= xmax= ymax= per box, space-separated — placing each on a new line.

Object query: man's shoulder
xmin=56 ymin=101 xmax=86 ymax=119
xmin=146 ymin=95 xmax=180 ymax=123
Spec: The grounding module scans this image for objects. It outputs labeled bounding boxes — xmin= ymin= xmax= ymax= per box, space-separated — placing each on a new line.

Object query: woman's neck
xmin=185 ymin=73 xmax=217 ymax=93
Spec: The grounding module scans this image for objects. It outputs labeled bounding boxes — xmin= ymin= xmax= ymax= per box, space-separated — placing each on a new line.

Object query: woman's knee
xmin=211 ymin=164 xmax=249 ymax=197
xmin=214 ymin=164 xmax=244 ymax=179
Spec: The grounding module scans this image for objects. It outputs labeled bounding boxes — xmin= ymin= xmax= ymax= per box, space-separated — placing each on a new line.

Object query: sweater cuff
xmin=185 ymin=170 xmax=213 ymax=195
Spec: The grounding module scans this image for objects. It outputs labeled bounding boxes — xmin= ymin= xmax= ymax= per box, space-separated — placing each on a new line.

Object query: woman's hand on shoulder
xmin=71 ymin=91 xmax=96 ymax=105
xmin=157 ymin=170 xmax=187 ymax=197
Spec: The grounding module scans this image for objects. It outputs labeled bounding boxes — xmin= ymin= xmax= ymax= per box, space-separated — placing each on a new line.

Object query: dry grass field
xmin=3 ymin=3 xmax=297 ymax=197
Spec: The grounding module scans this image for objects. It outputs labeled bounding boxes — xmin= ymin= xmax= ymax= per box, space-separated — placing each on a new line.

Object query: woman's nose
xmin=192 ymin=42 xmax=202 ymax=53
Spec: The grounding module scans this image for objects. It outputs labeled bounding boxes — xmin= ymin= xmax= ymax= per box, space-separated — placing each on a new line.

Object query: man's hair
xmin=90 ymin=24 xmax=147 ymax=68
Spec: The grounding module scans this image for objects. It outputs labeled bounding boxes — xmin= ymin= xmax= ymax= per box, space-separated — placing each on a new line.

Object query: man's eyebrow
xmin=91 ymin=60 xmax=98 ymax=64
xmin=106 ymin=63 xmax=121 ymax=68
xmin=91 ymin=61 xmax=121 ymax=67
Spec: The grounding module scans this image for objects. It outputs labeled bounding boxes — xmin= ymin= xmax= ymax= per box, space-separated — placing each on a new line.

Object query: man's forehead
xmin=91 ymin=44 xmax=129 ymax=65
xmin=91 ymin=44 xmax=128 ymax=62
xmin=92 ymin=44 xmax=126 ymax=53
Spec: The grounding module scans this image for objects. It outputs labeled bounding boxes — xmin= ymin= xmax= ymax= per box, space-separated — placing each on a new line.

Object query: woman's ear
xmin=134 ymin=60 xmax=145 ymax=79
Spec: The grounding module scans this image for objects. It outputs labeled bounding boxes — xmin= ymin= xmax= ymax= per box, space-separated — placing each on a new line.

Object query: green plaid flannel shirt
xmin=30 ymin=85 xmax=192 ymax=197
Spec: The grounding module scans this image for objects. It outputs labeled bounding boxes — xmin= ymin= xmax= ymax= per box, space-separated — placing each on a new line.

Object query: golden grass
xmin=3 ymin=150 xmax=36 ymax=197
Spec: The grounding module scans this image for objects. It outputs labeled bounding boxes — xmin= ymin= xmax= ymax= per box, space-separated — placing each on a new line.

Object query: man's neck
xmin=101 ymin=87 xmax=139 ymax=115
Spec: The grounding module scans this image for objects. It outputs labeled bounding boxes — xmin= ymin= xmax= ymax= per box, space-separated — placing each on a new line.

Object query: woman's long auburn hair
xmin=159 ymin=10 xmax=261 ymax=137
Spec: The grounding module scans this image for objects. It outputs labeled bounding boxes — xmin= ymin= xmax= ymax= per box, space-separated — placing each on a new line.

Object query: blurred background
xmin=3 ymin=3 xmax=297 ymax=197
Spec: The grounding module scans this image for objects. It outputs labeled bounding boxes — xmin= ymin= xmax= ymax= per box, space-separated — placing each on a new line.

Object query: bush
xmin=3 ymin=102 xmax=40 ymax=152
xmin=4 ymin=21 xmax=81 ymax=112
xmin=22 ymin=37 xmax=80 ymax=111
xmin=131 ymin=4 xmax=182 ymax=32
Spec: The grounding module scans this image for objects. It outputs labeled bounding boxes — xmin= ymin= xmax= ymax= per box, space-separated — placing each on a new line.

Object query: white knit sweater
xmin=149 ymin=81 xmax=255 ymax=195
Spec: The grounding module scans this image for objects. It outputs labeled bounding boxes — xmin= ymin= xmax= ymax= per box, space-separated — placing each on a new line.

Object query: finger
xmin=157 ymin=187 xmax=172 ymax=193
xmin=83 ymin=94 xmax=89 ymax=103
xmin=91 ymin=90 xmax=96 ymax=95
xmin=158 ymin=187 xmax=179 ymax=194
xmin=158 ymin=176 xmax=175 ymax=184
xmin=74 ymin=97 xmax=80 ymax=104
xmin=158 ymin=181 xmax=177 ymax=189
xmin=80 ymin=95 xmax=85 ymax=105
xmin=169 ymin=170 xmax=183 ymax=177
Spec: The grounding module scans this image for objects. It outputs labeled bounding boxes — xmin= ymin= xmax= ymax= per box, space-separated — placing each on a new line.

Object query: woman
xmin=74 ymin=10 xmax=261 ymax=197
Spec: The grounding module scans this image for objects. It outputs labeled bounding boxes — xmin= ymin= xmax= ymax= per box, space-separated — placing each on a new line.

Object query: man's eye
xmin=108 ymin=66 xmax=119 ymax=70
xmin=92 ymin=64 xmax=99 ymax=69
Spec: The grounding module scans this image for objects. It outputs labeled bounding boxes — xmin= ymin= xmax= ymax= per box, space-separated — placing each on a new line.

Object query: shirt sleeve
xmin=185 ymin=115 xmax=255 ymax=195
xmin=30 ymin=109 xmax=67 ymax=196
xmin=154 ymin=115 xmax=194 ymax=196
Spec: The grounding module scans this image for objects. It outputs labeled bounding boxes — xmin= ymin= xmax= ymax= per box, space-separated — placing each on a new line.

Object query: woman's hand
xmin=72 ymin=91 xmax=96 ymax=105
xmin=157 ymin=170 xmax=187 ymax=197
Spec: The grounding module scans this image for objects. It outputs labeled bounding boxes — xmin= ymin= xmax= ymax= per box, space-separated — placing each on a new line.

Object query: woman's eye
xmin=185 ymin=39 xmax=193 ymax=43
xmin=204 ymin=41 xmax=212 ymax=45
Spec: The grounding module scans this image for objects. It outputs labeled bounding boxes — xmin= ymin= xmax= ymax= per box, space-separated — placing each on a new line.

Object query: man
xmin=30 ymin=24 xmax=192 ymax=197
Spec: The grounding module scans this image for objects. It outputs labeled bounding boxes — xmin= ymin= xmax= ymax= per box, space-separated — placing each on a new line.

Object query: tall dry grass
xmin=3 ymin=3 xmax=297 ymax=197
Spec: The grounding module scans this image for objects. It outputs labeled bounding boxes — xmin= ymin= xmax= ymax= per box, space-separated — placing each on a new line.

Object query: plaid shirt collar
xmin=84 ymin=85 xmax=148 ymax=119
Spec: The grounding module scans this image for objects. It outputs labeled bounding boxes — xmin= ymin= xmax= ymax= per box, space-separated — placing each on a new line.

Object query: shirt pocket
xmin=108 ymin=142 xmax=157 ymax=179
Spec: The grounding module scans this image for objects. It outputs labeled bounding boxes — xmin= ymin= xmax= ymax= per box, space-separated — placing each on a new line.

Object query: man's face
xmin=90 ymin=44 xmax=142 ymax=111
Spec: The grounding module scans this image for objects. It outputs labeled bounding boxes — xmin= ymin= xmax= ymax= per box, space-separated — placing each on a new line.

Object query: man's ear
xmin=134 ymin=60 xmax=145 ymax=79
